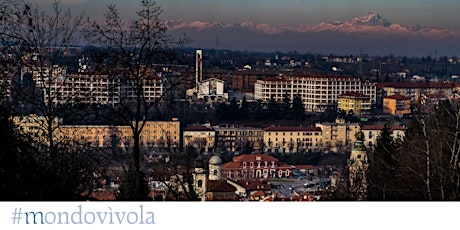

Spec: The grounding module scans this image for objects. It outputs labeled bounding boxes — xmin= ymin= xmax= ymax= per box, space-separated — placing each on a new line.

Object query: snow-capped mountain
xmin=166 ymin=12 xmax=460 ymax=56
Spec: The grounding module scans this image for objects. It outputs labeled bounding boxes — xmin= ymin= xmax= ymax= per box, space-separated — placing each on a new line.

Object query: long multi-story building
xmin=254 ymin=74 xmax=376 ymax=112
xmin=262 ymin=125 xmax=322 ymax=154
xmin=21 ymin=66 xmax=163 ymax=105
xmin=214 ymin=126 xmax=264 ymax=154
xmin=58 ymin=119 xmax=180 ymax=152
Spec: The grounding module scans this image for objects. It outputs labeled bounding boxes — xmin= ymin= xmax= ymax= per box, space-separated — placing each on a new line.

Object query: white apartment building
xmin=254 ymin=74 xmax=376 ymax=112
xmin=22 ymin=66 xmax=163 ymax=105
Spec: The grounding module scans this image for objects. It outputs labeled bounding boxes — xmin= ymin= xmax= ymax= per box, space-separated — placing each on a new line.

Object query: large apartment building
xmin=254 ymin=74 xmax=376 ymax=112
xmin=21 ymin=66 xmax=163 ymax=105
xmin=262 ymin=125 xmax=322 ymax=154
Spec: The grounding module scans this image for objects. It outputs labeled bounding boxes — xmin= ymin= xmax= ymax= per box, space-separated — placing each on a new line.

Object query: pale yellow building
xmin=183 ymin=125 xmax=216 ymax=153
xmin=337 ymin=92 xmax=371 ymax=116
xmin=315 ymin=118 xmax=361 ymax=153
xmin=58 ymin=119 xmax=180 ymax=152
xmin=13 ymin=114 xmax=61 ymax=145
xmin=262 ymin=125 xmax=322 ymax=154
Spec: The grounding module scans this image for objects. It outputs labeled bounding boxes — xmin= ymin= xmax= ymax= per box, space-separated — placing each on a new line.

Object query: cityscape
xmin=1 ymin=0 xmax=460 ymax=202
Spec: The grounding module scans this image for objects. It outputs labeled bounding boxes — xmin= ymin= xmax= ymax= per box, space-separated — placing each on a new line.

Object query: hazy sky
xmin=35 ymin=0 xmax=460 ymax=30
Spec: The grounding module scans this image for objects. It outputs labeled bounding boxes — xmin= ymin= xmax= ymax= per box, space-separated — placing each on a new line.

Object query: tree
xmin=83 ymin=0 xmax=190 ymax=199
xmin=367 ymin=123 xmax=401 ymax=200
xmin=393 ymin=101 xmax=460 ymax=200
xmin=292 ymin=93 xmax=306 ymax=121
xmin=239 ymin=95 xmax=250 ymax=120
xmin=0 ymin=0 xmax=96 ymax=200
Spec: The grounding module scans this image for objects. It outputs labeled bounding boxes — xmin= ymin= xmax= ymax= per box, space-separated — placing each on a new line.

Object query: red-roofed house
xmin=337 ymin=92 xmax=371 ymax=116
xmin=383 ymin=94 xmax=411 ymax=115
xmin=222 ymin=154 xmax=293 ymax=179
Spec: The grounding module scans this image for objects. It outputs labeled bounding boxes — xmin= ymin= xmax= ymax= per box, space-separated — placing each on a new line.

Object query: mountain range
xmin=166 ymin=12 xmax=460 ymax=57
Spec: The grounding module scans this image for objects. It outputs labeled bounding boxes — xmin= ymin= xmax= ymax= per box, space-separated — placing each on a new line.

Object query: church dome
xmin=209 ymin=155 xmax=222 ymax=165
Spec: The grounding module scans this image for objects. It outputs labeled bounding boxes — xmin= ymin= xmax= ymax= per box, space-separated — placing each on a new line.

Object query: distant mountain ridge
xmin=166 ymin=12 xmax=460 ymax=56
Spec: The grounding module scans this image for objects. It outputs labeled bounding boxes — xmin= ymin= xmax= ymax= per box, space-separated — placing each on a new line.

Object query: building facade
xmin=337 ymin=92 xmax=371 ymax=117
xmin=214 ymin=126 xmax=264 ymax=154
xmin=254 ymin=74 xmax=376 ymax=112
xmin=183 ymin=125 xmax=216 ymax=154
xmin=383 ymin=94 xmax=411 ymax=115
xmin=262 ymin=126 xmax=322 ymax=154
xmin=221 ymin=154 xmax=293 ymax=179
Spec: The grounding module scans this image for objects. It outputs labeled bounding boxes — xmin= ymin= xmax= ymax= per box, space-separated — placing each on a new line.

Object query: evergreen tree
xmin=267 ymin=95 xmax=281 ymax=120
xmin=281 ymin=93 xmax=292 ymax=119
xmin=292 ymin=94 xmax=306 ymax=121
xmin=215 ymin=102 xmax=228 ymax=121
xmin=239 ymin=96 xmax=250 ymax=120
xmin=117 ymin=162 xmax=150 ymax=200
xmin=228 ymin=97 xmax=240 ymax=121
xmin=367 ymin=123 xmax=400 ymax=200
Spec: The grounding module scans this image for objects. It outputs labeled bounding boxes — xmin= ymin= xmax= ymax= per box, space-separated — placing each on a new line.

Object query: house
xmin=221 ymin=154 xmax=293 ymax=179
xmin=337 ymin=92 xmax=371 ymax=117
xmin=183 ymin=125 xmax=215 ymax=154
xmin=383 ymin=94 xmax=411 ymax=115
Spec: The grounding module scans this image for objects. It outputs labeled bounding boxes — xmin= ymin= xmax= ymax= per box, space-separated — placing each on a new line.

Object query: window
xmin=197 ymin=180 xmax=202 ymax=188
xmin=243 ymin=162 xmax=246 ymax=168
xmin=264 ymin=161 xmax=268 ymax=167
xmin=213 ymin=170 xmax=218 ymax=176
xmin=278 ymin=170 xmax=283 ymax=178
xmin=286 ymin=170 xmax=290 ymax=177
xmin=250 ymin=162 xmax=254 ymax=168
xmin=257 ymin=162 xmax=261 ymax=168
xmin=271 ymin=161 xmax=275 ymax=167
xmin=227 ymin=171 xmax=231 ymax=178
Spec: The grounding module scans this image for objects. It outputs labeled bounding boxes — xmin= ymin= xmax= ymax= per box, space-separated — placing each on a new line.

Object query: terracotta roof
xmin=233 ymin=179 xmax=271 ymax=191
xmin=183 ymin=125 xmax=214 ymax=131
xmin=250 ymin=190 xmax=266 ymax=199
xmin=424 ymin=93 xmax=447 ymax=99
xmin=377 ymin=82 xmax=458 ymax=89
xmin=87 ymin=190 xmax=116 ymax=201
xmin=221 ymin=161 xmax=240 ymax=169
xmin=362 ymin=124 xmax=406 ymax=131
xmin=294 ymin=165 xmax=317 ymax=170
xmin=206 ymin=180 xmax=237 ymax=192
xmin=263 ymin=126 xmax=322 ymax=132
xmin=232 ymin=154 xmax=279 ymax=163
xmin=384 ymin=94 xmax=411 ymax=100
xmin=338 ymin=92 xmax=370 ymax=98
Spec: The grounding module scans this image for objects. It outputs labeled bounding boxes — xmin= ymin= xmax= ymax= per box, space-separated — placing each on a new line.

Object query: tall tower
xmin=348 ymin=128 xmax=369 ymax=201
xmin=208 ymin=155 xmax=222 ymax=181
xmin=196 ymin=50 xmax=203 ymax=93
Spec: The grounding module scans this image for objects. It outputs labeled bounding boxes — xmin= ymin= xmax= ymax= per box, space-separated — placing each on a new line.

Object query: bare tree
xmin=0 ymin=0 xmax=98 ymax=199
xmin=82 ymin=0 xmax=191 ymax=199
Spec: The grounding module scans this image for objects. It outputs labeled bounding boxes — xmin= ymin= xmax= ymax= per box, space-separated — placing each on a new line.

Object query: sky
xmin=35 ymin=0 xmax=460 ymax=30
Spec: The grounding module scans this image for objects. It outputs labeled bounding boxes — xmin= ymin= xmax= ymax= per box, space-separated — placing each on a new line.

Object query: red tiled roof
xmin=384 ymin=94 xmax=411 ymax=100
xmin=263 ymin=126 xmax=322 ymax=132
xmin=362 ymin=124 xmax=406 ymax=131
xmin=233 ymin=179 xmax=271 ymax=191
xmin=294 ymin=165 xmax=317 ymax=170
xmin=222 ymin=161 xmax=240 ymax=169
xmin=338 ymin=92 xmax=370 ymax=98
xmin=183 ymin=125 xmax=214 ymax=131
xmin=377 ymin=82 xmax=457 ymax=89
xmin=250 ymin=190 xmax=266 ymax=198
xmin=206 ymin=180 xmax=237 ymax=192
xmin=232 ymin=154 xmax=279 ymax=163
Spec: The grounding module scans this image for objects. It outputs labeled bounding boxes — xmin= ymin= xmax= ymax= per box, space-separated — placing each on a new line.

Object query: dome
xmin=209 ymin=155 xmax=222 ymax=165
